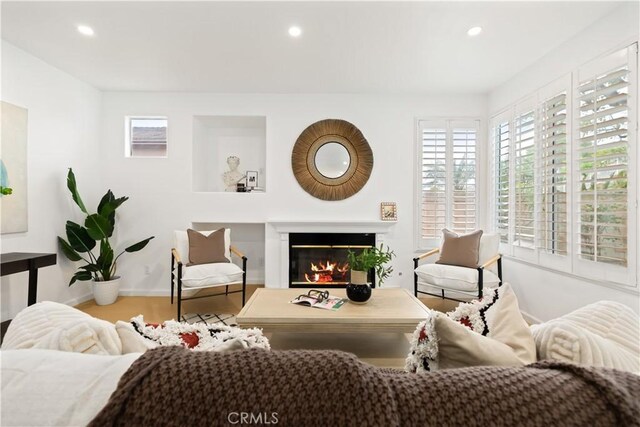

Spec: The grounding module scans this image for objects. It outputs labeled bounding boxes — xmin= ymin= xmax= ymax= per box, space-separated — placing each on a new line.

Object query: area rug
xmin=181 ymin=312 xmax=238 ymax=327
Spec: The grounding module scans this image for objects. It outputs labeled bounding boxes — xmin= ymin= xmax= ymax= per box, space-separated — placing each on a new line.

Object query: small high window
xmin=125 ymin=116 xmax=168 ymax=157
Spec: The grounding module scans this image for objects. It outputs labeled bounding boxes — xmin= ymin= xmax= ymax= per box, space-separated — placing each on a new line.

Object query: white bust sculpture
xmin=222 ymin=156 xmax=245 ymax=192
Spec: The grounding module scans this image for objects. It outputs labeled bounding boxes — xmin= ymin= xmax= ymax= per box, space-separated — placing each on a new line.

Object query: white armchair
xmin=413 ymin=233 xmax=502 ymax=301
xmin=171 ymin=229 xmax=247 ymax=319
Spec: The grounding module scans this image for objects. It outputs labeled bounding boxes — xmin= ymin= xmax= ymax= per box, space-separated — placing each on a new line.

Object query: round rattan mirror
xmin=292 ymin=119 xmax=373 ymax=201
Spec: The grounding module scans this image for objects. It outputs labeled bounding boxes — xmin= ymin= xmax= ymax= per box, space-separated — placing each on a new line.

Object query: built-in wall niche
xmin=191 ymin=222 xmax=266 ymax=285
xmin=192 ymin=116 xmax=266 ymax=193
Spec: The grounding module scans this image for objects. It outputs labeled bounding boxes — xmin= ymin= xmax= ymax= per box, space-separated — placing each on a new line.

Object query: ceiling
xmin=1 ymin=1 xmax=627 ymax=94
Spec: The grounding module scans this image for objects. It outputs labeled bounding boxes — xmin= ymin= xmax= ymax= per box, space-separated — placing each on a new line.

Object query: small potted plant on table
xmin=346 ymin=244 xmax=395 ymax=304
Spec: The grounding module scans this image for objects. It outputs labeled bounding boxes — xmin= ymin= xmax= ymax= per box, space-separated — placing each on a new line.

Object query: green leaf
xmin=97 ymin=191 xmax=128 ymax=226
xmin=97 ymin=190 xmax=115 ymax=215
xmin=65 ymin=221 xmax=96 ymax=253
xmin=58 ymin=236 xmax=82 ymax=261
xmin=85 ymin=214 xmax=114 ymax=240
xmin=69 ymin=270 xmax=92 ymax=286
xmin=67 ymin=168 xmax=88 ymax=214
xmin=79 ymin=264 xmax=100 ymax=272
xmin=125 ymin=236 xmax=155 ymax=253
xmin=97 ymin=242 xmax=114 ymax=272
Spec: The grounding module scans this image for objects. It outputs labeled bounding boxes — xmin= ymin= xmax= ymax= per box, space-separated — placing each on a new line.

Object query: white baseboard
xmin=64 ymin=293 xmax=94 ymax=307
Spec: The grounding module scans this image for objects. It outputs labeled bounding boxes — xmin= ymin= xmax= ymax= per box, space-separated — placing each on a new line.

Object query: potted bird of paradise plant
xmin=58 ymin=168 xmax=154 ymax=305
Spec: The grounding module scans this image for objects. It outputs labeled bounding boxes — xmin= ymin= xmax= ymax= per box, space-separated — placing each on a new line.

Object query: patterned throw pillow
xmin=116 ymin=315 xmax=270 ymax=353
xmin=405 ymin=283 xmax=536 ymax=372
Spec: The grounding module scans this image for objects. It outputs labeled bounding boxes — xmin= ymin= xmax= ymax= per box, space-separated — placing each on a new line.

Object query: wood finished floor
xmin=75 ymin=284 xmax=459 ymax=323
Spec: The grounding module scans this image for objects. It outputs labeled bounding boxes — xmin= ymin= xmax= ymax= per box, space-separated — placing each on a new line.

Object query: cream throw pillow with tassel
xmin=406 ymin=283 xmax=536 ymax=372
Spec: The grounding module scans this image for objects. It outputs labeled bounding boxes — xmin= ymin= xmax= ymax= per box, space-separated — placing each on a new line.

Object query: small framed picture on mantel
xmin=380 ymin=202 xmax=397 ymax=221
xmin=246 ymin=171 xmax=258 ymax=189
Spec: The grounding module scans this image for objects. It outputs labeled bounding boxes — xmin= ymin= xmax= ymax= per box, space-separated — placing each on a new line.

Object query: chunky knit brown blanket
xmin=90 ymin=346 xmax=639 ymax=427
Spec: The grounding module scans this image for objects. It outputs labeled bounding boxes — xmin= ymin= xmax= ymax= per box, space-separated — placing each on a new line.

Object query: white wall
xmin=488 ymin=3 xmax=640 ymax=320
xmin=101 ymin=92 xmax=486 ymax=295
xmin=1 ymin=42 xmax=103 ymax=321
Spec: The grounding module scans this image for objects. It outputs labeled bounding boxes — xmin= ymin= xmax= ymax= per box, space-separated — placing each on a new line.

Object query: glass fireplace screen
xmin=289 ymin=233 xmax=376 ymax=288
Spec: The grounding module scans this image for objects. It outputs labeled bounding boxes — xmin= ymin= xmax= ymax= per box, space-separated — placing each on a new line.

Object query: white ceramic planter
xmin=91 ymin=277 xmax=121 ymax=306
xmin=350 ymin=270 xmax=369 ymax=285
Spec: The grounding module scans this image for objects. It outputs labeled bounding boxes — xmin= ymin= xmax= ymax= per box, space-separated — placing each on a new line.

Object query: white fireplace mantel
xmin=268 ymin=220 xmax=396 ymax=235
xmin=267 ymin=220 xmax=396 ymax=288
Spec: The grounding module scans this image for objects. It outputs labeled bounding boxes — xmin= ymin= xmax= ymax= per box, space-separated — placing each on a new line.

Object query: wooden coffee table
xmin=236 ymin=287 xmax=430 ymax=368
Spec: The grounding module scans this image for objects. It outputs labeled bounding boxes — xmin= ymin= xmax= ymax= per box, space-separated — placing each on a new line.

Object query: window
xmin=489 ymin=44 xmax=637 ymax=286
xmin=418 ymin=119 xmax=479 ymax=246
xmin=125 ymin=116 xmax=168 ymax=157
xmin=576 ymin=59 xmax=630 ymax=267
xmin=492 ymin=120 xmax=510 ymax=244
xmin=513 ymin=109 xmax=536 ymax=248
xmin=538 ymin=92 xmax=568 ymax=255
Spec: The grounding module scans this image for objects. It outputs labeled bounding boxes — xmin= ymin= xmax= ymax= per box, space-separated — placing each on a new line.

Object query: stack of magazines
xmin=290 ymin=289 xmax=346 ymax=310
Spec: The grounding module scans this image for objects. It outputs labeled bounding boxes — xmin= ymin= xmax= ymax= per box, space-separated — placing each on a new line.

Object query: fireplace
xmin=289 ymin=232 xmax=376 ymax=288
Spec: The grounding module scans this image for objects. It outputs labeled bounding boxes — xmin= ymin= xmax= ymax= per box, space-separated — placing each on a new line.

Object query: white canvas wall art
xmin=1 ymin=101 xmax=28 ymax=234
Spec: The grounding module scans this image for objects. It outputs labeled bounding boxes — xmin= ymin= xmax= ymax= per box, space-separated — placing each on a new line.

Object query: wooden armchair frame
xmin=171 ymin=246 xmax=247 ymax=320
xmin=412 ymin=248 xmax=502 ymax=302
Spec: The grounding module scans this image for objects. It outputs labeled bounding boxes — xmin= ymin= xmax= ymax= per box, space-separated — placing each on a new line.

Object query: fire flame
xmin=304 ymin=260 xmax=349 ymax=283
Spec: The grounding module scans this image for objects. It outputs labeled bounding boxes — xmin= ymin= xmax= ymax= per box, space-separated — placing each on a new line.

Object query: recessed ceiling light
xmin=467 ymin=26 xmax=482 ymax=37
xmin=288 ymin=26 xmax=302 ymax=38
xmin=77 ymin=25 xmax=94 ymax=36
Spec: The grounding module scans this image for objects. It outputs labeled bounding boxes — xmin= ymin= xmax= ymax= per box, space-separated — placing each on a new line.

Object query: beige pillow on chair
xmin=187 ymin=228 xmax=229 ymax=266
xmin=436 ymin=229 xmax=483 ymax=268
xmin=173 ymin=229 xmax=231 ymax=263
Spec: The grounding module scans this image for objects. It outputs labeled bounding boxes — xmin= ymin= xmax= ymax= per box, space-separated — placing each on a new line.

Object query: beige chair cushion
xmin=187 ymin=228 xmax=229 ymax=266
xmin=174 ymin=229 xmax=231 ymax=263
xmin=436 ymin=229 xmax=483 ymax=268
xmin=406 ymin=283 xmax=536 ymax=372
xmin=181 ymin=262 xmax=243 ymax=288
xmin=414 ymin=263 xmax=500 ymax=292
xmin=531 ymin=301 xmax=639 ymax=373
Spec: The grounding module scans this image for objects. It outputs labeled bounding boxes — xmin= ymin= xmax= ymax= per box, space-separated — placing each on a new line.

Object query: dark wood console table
xmin=1 ymin=252 xmax=57 ymax=341
xmin=1 ymin=252 xmax=57 ymax=306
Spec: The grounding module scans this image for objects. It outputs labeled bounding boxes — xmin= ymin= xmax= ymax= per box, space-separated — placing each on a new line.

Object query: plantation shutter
xmin=576 ymin=49 xmax=631 ymax=267
xmin=419 ymin=120 xmax=479 ymax=244
xmin=494 ymin=121 xmax=510 ymax=244
xmin=451 ymin=125 xmax=477 ymax=234
xmin=538 ymin=92 xmax=568 ymax=255
xmin=513 ymin=110 xmax=536 ymax=248
xmin=420 ymin=124 xmax=447 ymax=240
